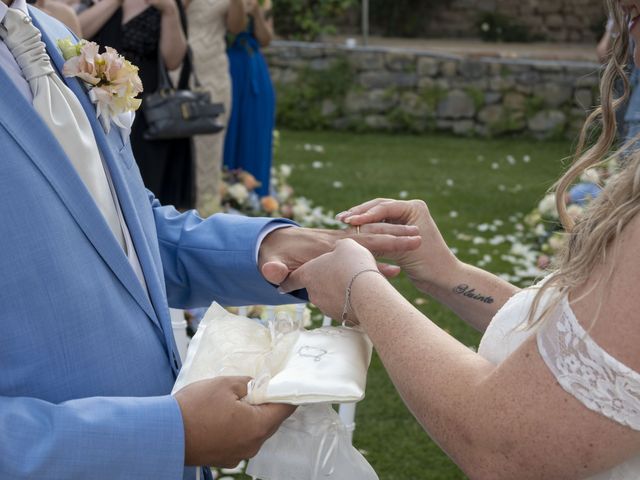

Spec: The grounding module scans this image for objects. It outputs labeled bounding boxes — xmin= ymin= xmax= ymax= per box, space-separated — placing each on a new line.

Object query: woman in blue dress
xmin=224 ymin=0 xmax=275 ymax=197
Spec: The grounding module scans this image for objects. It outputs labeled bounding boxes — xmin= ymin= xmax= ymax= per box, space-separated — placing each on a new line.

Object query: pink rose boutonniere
xmin=57 ymin=38 xmax=143 ymax=133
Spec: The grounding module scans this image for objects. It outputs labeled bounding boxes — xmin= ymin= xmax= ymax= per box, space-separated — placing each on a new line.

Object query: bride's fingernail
xmin=335 ymin=211 xmax=348 ymax=219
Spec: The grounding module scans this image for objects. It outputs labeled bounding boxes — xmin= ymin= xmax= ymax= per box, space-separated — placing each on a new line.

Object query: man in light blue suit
xmin=0 ymin=1 xmax=421 ymax=478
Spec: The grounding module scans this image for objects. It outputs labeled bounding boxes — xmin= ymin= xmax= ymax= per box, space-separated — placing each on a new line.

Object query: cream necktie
xmin=0 ymin=8 xmax=125 ymax=250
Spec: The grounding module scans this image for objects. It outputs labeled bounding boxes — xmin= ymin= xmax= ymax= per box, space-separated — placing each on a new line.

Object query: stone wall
xmin=266 ymin=41 xmax=601 ymax=139
xmin=421 ymin=0 xmax=605 ymax=43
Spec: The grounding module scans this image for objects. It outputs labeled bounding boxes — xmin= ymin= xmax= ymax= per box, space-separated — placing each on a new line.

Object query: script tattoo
xmin=453 ymin=284 xmax=494 ymax=304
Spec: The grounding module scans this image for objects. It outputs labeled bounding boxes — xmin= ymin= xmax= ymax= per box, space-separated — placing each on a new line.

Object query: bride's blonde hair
xmin=528 ymin=0 xmax=640 ymax=326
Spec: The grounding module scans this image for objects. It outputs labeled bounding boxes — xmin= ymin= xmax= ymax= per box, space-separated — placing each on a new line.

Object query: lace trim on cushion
xmin=537 ymin=296 xmax=640 ymax=431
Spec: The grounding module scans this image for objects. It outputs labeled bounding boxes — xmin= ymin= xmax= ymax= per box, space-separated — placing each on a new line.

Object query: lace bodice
xmin=478 ymin=285 xmax=640 ymax=480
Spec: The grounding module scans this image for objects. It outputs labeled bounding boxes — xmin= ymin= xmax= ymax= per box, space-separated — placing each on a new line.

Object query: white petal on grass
xmin=399 ymin=190 xmax=409 ymax=199
xmin=449 ymin=210 xmax=458 ymax=218
xmin=477 ymin=223 xmax=489 ymax=232
xmin=473 ymin=237 xmax=487 ymax=245
xmin=498 ymin=184 xmax=506 ymax=191
xmin=523 ymin=155 xmax=531 ymax=163
xmin=489 ymin=235 xmax=505 ymax=245
xmin=469 ymin=248 xmax=479 ymax=255
xmin=506 ymin=155 xmax=516 ymax=165
xmin=332 ymin=181 xmax=344 ymax=189
xmin=446 ymin=178 xmax=454 ymax=187
xmin=451 ymin=247 xmax=459 ymax=255
xmin=312 ymin=161 xmax=324 ymax=169
xmin=491 ymin=162 xmax=499 ymax=170
xmin=477 ymin=155 xmax=485 ymax=162
xmin=430 ymin=158 xmax=440 ymax=164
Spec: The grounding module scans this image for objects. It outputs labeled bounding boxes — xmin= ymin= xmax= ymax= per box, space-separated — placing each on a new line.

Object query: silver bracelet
xmin=341 ymin=269 xmax=386 ymax=322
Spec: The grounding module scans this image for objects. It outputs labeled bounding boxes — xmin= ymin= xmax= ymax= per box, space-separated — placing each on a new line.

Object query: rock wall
xmin=422 ymin=0 xmax=605 ymax=43
xmin=266 ymin=41 xmax=602 ymax=139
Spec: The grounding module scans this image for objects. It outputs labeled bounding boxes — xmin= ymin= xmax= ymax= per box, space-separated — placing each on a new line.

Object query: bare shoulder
xmin=571 ymin=211 xmax=640 ymax=373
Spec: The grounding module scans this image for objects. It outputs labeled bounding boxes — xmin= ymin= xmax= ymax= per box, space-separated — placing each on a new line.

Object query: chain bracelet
xmin=341 ymin=269 xmax=386 ymax=322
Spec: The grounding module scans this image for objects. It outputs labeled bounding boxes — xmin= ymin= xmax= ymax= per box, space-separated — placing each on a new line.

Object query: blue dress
xmin=223 ymin=20 xmax=275 ymax=197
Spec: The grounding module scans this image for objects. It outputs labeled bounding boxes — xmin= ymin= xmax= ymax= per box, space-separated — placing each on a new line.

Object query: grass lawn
xmin=272 ymin=130 xmax=574 ymax=479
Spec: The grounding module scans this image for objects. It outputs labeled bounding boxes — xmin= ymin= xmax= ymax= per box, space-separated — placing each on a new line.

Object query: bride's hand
xmin=337 ymin=199 xmax=459 ymax=290
xmin=279 ymin=239 xmax=378 ymax=322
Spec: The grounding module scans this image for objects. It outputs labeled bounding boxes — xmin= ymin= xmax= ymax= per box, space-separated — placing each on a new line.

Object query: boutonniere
xmin=57 ymin=38 xmax=143 ymax=133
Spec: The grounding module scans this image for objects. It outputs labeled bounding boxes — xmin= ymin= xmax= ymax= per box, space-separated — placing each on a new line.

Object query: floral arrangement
xmin=57 ymin=38 xmax=143 ymax=133
xmin=516 ymin=163 xmax=613 ymax=271
xmin=220 ymin=163 xmax=341 ymax=229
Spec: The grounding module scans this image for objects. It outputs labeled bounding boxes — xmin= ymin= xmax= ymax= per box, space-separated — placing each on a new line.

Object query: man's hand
xmin=258 ymin=225 xmax=421 ymax=286
xmin=174 ymin=377 xmax=295 ymax=468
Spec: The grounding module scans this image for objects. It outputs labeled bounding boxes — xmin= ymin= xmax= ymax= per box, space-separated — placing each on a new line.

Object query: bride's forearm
xmin=412 ymin=260 xmax=519 ymax=333
xmin=350 ymin=274 xmax=503 ymax=477
xmin=349 ymin=273 xmax=624 ymax=480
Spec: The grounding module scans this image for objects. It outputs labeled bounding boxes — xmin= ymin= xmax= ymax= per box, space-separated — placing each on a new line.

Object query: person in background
xmin=186 ymin=0 xmax=246 ymax=216
xmin=223 ymin=0 xmax=274 ymax=198
xmin=78 ymin=0 xmax=194 ymax=210
xmin=32 ymin=0 xmax=81 ymax=34
xmin=598 ymin=13 xmax=640 ymax=150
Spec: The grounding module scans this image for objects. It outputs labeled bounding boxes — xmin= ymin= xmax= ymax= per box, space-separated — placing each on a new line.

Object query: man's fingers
xmin=261 ymin=261 xmax=290 ymax=286
xmin=256 ymin=403 xmax=297 ymax=427
xmin=228 ymin=376 xmax=252 ymax=399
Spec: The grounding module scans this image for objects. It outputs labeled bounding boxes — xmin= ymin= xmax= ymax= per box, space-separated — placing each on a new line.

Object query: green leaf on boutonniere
xmin=57 ymin=37 xmax=84 ymax=61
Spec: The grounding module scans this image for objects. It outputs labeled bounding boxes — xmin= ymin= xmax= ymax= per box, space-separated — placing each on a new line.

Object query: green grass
xmin=274 ymin=130 xmax=573 ymax=479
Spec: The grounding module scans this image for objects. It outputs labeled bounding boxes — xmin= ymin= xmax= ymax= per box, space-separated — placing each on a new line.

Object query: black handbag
xmin=143 ymin=49 xmax=225 ymax=141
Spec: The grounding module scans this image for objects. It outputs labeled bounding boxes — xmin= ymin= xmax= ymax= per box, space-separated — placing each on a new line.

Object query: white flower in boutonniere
xmin=57 ymin=38 xmax=143 ymax=133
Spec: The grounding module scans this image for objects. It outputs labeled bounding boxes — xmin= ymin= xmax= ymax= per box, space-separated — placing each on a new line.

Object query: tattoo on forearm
xmin=453 ymin=284 xmax=494 ymax=304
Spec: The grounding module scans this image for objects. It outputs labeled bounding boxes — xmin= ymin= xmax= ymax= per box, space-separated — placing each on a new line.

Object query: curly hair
xmin=527 ymin=0 xmax=640 ymax=327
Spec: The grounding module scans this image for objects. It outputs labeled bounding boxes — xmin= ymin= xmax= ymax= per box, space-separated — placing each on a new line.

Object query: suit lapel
xmin=0 ymin=12 xmax=160 ymax=327
xmin=31 ymin=11 xmax=179 ymax=345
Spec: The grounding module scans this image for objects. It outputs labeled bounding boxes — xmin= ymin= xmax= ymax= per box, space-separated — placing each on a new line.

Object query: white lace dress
xmin=478 ymin=286 xmax=640 ymax=479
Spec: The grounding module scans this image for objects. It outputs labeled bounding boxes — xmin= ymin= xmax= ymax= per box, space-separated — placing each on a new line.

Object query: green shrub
xmin=368 ymin=0 xmax=450 ymax=37
xmin=476 ymin=12 xmax=538 ymax=43
xmin=276 ymin=58 xmax=354 ymax=129
xmin=274 ymin=0 xmax=357 ymax=41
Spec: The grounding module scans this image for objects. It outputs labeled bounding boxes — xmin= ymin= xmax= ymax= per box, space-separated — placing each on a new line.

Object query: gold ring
xmin=356 ymin=226 xmax=360 ymax=235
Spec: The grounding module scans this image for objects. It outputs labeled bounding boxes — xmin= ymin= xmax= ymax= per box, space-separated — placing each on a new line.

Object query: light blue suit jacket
xmin=0 ymin=9 xmax=297 ymax=479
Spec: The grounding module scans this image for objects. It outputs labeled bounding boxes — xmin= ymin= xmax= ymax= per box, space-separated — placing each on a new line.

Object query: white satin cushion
xmin=172 ymin=303 xmax=373 ymax=405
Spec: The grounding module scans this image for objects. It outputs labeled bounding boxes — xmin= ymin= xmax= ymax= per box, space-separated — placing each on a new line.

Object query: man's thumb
xmin=261 ymin=261 xmax=290 ymax=285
